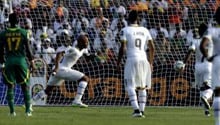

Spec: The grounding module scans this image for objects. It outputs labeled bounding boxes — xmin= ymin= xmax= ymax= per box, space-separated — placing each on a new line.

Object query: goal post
xmin=0 ymin=0 xmax=218 ymax=106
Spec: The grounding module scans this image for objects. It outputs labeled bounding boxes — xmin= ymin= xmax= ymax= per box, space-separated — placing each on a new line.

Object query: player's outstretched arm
xmin=184 ymin=42 xmax=196 ymax=64
xmin=180 ymin=46 xmax=194 ymax=72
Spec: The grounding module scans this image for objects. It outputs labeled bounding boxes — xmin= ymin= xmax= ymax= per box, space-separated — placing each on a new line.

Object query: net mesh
xmin=0 ymin=0 xmax=219 ymax=106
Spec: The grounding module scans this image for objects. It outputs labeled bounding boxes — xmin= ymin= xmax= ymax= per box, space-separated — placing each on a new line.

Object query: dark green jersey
xmin=0 ymin=27 xmax=30 ymax=85
xmin=0 ymin=27 xmax=28 ymax=59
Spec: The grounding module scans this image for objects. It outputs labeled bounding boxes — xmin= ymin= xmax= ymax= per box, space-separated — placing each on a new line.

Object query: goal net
xmin=0 ymin=0 xmax=218 ymax=106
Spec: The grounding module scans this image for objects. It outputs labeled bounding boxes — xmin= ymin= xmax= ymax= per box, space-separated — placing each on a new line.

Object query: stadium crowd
xmin=0 ymin=0 xmax=219 ymax=71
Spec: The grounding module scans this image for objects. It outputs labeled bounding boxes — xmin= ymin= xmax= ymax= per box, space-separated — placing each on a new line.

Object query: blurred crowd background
xmin=0 ymin=0 xmax=219 ymax=72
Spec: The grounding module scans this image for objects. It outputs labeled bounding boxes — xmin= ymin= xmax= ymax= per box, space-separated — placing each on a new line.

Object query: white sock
xmin=201 ymin=88 xmax=213 ymax=100
xmin=32 ymin=90 xmax=46 ymax=101
xmin=127 ymin=87 xmax=139 ymax=110
xmin=138 ymin=90 xmax=147 ymax=112
xmin=213 ymin=97 xmax=220 ymax=125
xmin=74 ymin=81 xmax=88 ymax=102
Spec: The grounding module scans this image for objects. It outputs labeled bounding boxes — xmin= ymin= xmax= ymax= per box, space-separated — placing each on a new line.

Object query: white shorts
xmin=212 ymin=56 xmax=220 ymax=88
xmin=124 ymin=57 xmax=151 ymax=89
xmin=47 ymin=66 xmax=84 ymax=86
xmin=194 ymin=61 xmax=212 ymax=87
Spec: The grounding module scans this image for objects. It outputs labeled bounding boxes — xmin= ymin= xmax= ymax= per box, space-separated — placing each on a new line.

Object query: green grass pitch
xmin=0 ymin=106 xmax=214 ymax=125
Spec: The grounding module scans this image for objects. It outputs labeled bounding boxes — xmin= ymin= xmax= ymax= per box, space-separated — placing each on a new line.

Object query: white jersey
xmin=120 ymin=25 xmax=153 ymax=89
xmin=56 ymin=45 xmax=88 ymax=68
xmin=120 ymin=25 xmax=153 ymax=59
xmin=203 ymin=27 xmax=220 ymax=88
xmin=189 ymin=37 xmax=212 ymax=87
xmin=61 ymin=47 xmax=88 ymax=68
xmin=47 ymin=44 xmax=89 ymax=86
xmin=205 ymin=27 xmax=220 ymax=55
xmin=188 ymin=38 xmax=211 ymax=63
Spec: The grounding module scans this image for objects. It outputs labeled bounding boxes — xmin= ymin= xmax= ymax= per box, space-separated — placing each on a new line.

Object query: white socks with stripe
xmin=138 ymin=90 xmax=147 ymax=112
xmin=74 ymin=81 xmax=88 ymax=102
xmin=127 ymin=88 xmax=139 ymax=110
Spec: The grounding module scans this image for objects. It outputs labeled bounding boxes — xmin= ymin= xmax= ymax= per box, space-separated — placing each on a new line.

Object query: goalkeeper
xmin=200 ymin=7 xmax=220 ymax=125
xmin=32 ymin=34 xmax=93 ymax=108
xmin=181 ymin=23 xmax=213 ymax=116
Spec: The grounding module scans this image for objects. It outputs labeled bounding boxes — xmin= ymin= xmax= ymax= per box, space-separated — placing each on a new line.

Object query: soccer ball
xmin=173 ymin=61 xmax=185 ymax=71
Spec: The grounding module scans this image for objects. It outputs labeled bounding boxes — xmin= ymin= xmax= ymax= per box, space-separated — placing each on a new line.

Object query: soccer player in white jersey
xmin=200 ymin=7 xmax=220 ymax=125
xmin=32 ymin=34 xmax=90 ymax=108
xmin=117 ymin=10 xmax=155 ymax=118
xmin=181 ymin=23 xmax=213 ymax=116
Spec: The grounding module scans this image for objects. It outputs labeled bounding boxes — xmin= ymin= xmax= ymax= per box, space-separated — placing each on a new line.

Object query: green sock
xmin=24 ymin=89 xmax=31 ymax=113
xmin=6 ymin=88 xmax=14 ymax=114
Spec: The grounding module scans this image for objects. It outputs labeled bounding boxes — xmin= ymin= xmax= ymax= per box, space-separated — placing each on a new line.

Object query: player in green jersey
xmin=0 ymin=13 xmax=35 ymax=116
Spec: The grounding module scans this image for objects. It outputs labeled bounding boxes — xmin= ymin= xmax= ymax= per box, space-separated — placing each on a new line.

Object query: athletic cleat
xmin=22 ymin=104 xmax=34 ymax=112
xmin=25 ymin=112 xmax=32 ymax=117
xmin=141 ymin=111 xmax=145 ymax=118
xmin=132 ymin=109 xmax=142 ymax=118
xmin=72 ymin=101 xmax=88 ymax=108
xmin=9 ymin=112 xmax=16 ymax=117
xmin=201 ymin=96 xmax=211 ymax=110
xmin=205 ymin=110 xmax=211 ymax=117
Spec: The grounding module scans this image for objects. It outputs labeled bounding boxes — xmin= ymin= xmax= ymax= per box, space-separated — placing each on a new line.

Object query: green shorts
xmin=3 ymin=58 xmax=30 ymax=85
